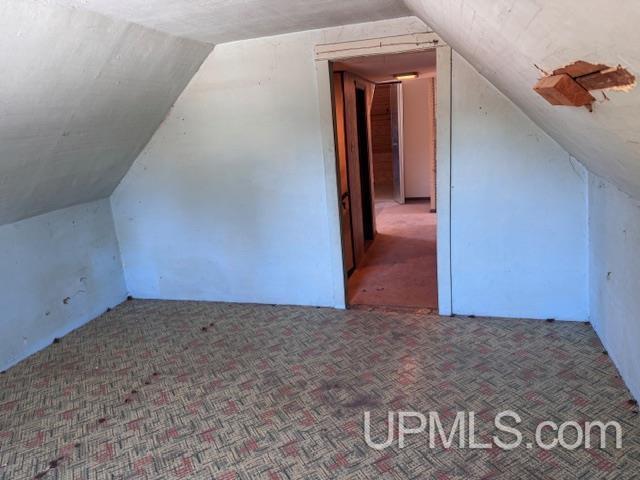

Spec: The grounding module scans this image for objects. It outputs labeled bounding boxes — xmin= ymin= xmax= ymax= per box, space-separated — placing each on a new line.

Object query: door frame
xmin=314 ymin=33 xmax=453 ymax=315
xmin=390 ymin=81 xmax=406 ymax=204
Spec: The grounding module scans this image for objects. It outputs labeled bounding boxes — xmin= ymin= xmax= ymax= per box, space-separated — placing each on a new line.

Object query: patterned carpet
xmin=0 ymin=300 xmax=639 ymax=479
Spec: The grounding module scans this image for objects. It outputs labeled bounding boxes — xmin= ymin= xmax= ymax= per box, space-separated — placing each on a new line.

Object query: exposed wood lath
xmin=552 ymin=61 xmax=608 ymax=78
xmin=576 ymin=66 xmax=636 ymax=92
xmin=534 ymin=61 xmax=635 ymax=111
xmin=534 ymin=74 xmax=595 ymax=109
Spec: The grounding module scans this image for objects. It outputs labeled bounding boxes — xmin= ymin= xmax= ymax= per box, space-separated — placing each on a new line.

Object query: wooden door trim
xmin=392 ymin=82 xmax=406 ymax=204
xmin=315 ymin=32 xmax=442 ymax=61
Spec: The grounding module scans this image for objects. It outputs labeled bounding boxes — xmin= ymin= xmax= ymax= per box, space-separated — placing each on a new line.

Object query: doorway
xmin=330 ymin=50 xmax=440 ymax=310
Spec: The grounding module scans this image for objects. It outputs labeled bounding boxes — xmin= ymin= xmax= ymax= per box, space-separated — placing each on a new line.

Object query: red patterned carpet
xmin=0 ymin=300 xmax=639 ymax=479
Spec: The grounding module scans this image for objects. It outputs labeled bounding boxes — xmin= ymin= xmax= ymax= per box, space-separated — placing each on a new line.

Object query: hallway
xmin=348 ymin=199 xmax=438 ymax=309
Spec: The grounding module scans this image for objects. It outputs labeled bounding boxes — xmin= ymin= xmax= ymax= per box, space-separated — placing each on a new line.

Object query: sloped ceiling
xmin=3 ymin=0 xmax=411 ymax=225
xmin=49 ymin=0 xmax=412 ymax=44
xmin=404 ymin=0 xmax=640 ymax=199
xmin=9 ymin=0 xmax=639 ymax=226
xmin=0 ymin=0 xmax=212 ymax=225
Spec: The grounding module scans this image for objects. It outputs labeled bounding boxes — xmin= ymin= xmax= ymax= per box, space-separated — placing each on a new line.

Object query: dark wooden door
xmin=332 ymin=72 xmax=355 ymax=274
xmin=343 ymin=73 xmax=376 ymax=267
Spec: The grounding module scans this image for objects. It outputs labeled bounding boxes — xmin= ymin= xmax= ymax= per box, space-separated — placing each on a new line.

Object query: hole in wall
xmin=533 ymin=61 xmax=636 ymax=111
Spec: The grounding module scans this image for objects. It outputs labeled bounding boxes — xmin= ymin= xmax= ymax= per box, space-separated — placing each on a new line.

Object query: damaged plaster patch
xmin=534 ymin=61 xmax=636 ymax=110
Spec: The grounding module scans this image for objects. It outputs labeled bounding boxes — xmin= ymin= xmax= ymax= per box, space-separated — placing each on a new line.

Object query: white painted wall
xmin=0 ymin=200 xmax=127 ymax=371
xmin=450 ymin=53 xmax=588 ymax=321
xmin=112 ymin=20 xmax=589 ymax=320
xmin=112 ymin=18 xmax=428 ymax=308
xmin=589 ymin=173 xmax=640 ymax=400
xmin=402 ymin=77 xmax=433 ymax=198
xmin=0 ymin=0 xmax=211 ymax=225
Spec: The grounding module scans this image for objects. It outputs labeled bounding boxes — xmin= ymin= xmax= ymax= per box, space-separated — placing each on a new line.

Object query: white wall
xmin=0 ymin=199 xmax=127 ymax=371
xmin=403 ymin=77 xmax=434 ymax=198
xmin=450 ymin=53 xmax=588 ymax=321
xmin=111 ymin=20 xmax=589 ymax=320
xmin=112 ymin=18 xmax=428 ymax=308
xmin=589 ymin=173 xmax=640 ymax=400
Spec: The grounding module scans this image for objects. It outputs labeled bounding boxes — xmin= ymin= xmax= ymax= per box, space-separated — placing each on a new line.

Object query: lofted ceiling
xmin=49 ymin=0 xmax=412 ymax=44
xmin=5 ymin=0 xmax=640 ymax=226
xmin=404 ymin=0 xmax=640 ymax=199
xmin=2 ymin=0 xmax=412 ymax=226
xmin=0 ymin=0 xmax=211 ymax=225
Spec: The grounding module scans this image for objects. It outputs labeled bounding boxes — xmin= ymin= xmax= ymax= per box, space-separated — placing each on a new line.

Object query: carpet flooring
xmin=1 ymin=300 xmax=639 ymax=479
xmin=348 ymin=199 xmax=438 ymax=309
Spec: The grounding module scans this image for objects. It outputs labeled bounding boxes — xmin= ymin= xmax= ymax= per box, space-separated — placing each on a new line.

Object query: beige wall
xmin=403 ymin=77 xmax=435 ymax=198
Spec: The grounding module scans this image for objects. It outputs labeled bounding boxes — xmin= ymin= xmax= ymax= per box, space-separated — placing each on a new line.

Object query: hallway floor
xmin=348 ymin=198 xmax=438 ymax=309
xmin=0 ymin=300 xmax=638 ymax=479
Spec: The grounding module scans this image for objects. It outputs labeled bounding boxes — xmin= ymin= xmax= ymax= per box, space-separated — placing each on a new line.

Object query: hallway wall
xmin=403 ymin=77 xmax=434 ymax=198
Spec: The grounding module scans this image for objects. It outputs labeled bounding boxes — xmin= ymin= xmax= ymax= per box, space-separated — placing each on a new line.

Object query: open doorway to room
xmin=331 ymin=50 xmax=439 ymax=310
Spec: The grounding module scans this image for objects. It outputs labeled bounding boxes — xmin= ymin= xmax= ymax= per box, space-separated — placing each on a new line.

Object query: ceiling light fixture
xmin=393 ymin=72 xmax=419 ymax=80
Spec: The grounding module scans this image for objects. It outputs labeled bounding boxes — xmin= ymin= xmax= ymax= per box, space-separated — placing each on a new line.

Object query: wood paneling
xmin=371 ymin=84 xmax=393 ymax=192
xmin=371 ymin=84 xmax=392 ymax=152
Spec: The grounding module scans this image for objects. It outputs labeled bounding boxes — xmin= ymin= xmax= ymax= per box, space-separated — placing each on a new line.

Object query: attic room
xmin=0 ymin=1 xmax=639 ymax=478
